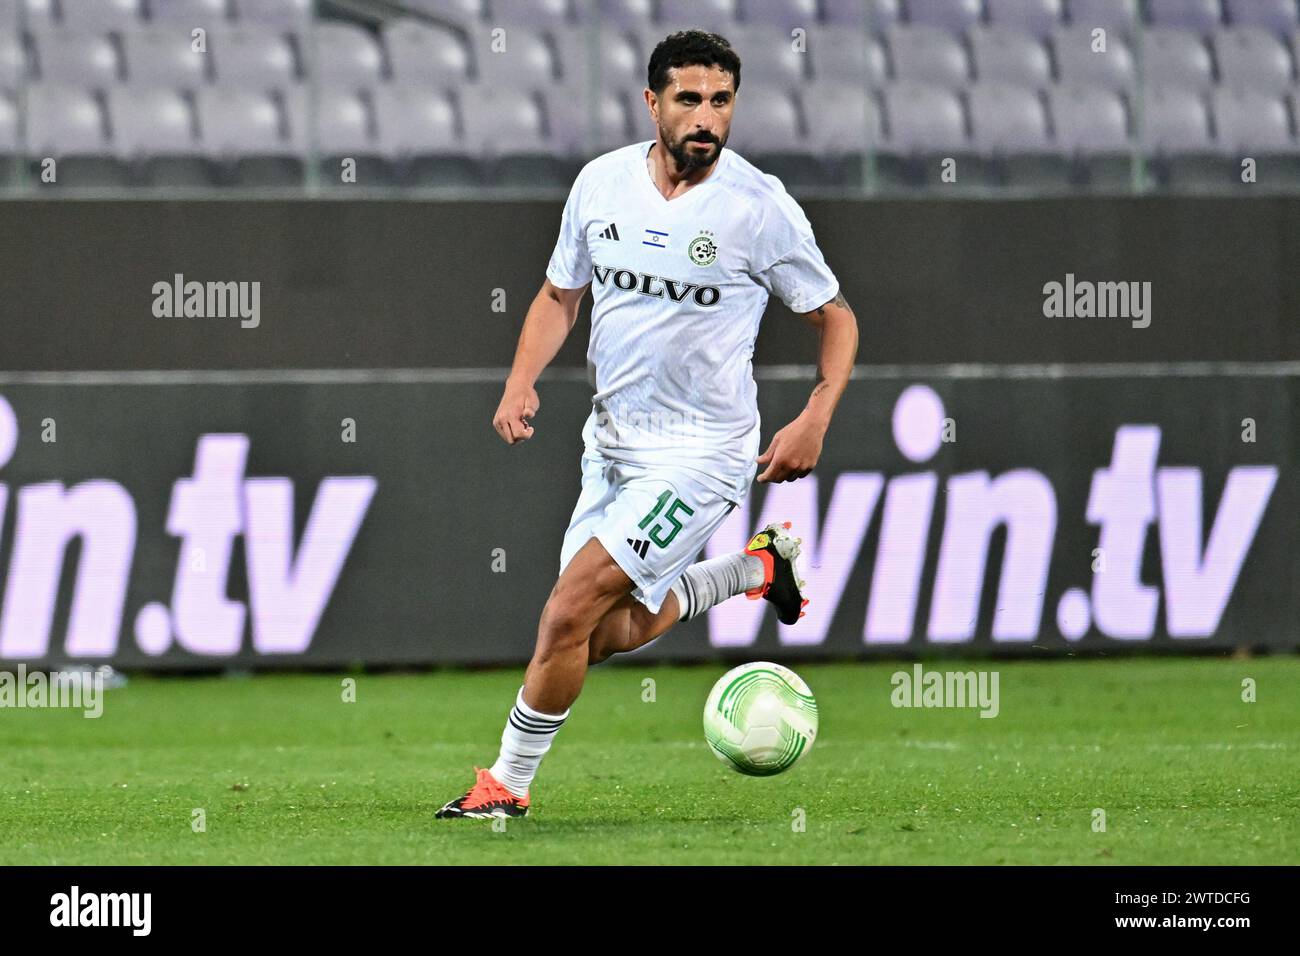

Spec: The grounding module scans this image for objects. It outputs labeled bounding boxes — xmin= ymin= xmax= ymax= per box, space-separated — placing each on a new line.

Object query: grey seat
xmin=1049 ymin=83 xmax=1132 ymax=188
xmin=806 ymin=28 xmax=886 ymax=85
xmin=196 ymin=86 xmax=300 ymax=185
xmin=59 ymin=0 xmax=143 ymax=30
xmin=0 ymin=87 xmax=14 ymax=152
xmin=887 ymin=25 xmax=969 ymax=88
xmin=1068 ymin=0 xmax=1139 ymax=36
xmin=25 ymin=84 xmax=127 ymax=185
xmin=1140 ymin=86 xmax=1220 ymax=188
xmin=798 ymin=82 xmax=878 ymax=187
xmin=304 ymin=22 xmax=385 ymax=88
xmin=283 ymin=85 xmax=394 ymax=187
xmin=461 ymin=84 xmax=572 ymax=185
xmin=726 ymin=26 xmax=808 ymax=85
xmin=471 ymin=26 xmax=555 ymax=86
xmin=552 ymin=27 xmax=641 ymax=90
xmin=882 ymin=82 xmax=966 ymax=152
xmin=385 ymin=20 xmax=471 ymax=86
xmin=1143 ymin=28 xmax=1214 ymax=91
xmin=373 ymin=85 xmax=478 ymax=186
xmin=969 ymin=27 xmax=1052 ymax=88
xmin=149 ymin=0 xmax=231 ymax=24
xmin=1052 ymin=26 xmax=1135 ymax=90
xmin=986 ymin=0 xmax=1065 ymax=38
xmin=1147 ymin=0 xmax=1223 ymax=33
xmin=595 ymin=0 xmax=653 ymax=29
xmin=0 ymin=29 xmax=22 ymax=88
xmin=544 ymin=85 xmax=631 ymax=155
xmin=34 ymin=31 xmax=120 ymax=86
xmin=121 ymin=28 xmax=210 ymax=86
xmin=656 ymin=0 xmax=737 ymax=33
xmin=1224 ymin=0 xmax=1297 ymax=37
xmin=1213 ymin=87 xmax=1300 ymax=185
xmin=906 ymin=0 xmax=981 ymax=34
xmin=211 ymin=27 xmax=297 ymax=87
xmin=106 ymin=84 xmax=210 ymax=185
xmin=1215 ymin=27 xmax=1294 ymax=95
xmin=491 ymin=0 xmax=572 ymax=27
xmin=736 ymin=0 xmax=818 ymax=33
xmin=232 ymin=0 xmax=312 ymax=25
xmin=725 ymin=82 xmax=802 ymax=154
xmin=969 ymin=81 xmax=1068 ymax=188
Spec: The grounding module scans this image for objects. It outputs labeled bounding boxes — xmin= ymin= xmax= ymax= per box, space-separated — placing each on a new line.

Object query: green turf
xmin=0 ymin=657 xmax=1296 ymax=865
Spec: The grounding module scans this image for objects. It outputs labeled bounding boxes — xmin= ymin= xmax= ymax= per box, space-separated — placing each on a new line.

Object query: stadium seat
xmin=305 ymin=23 xmax=385 ymax=88
xmin=725 ymin=26 xmax=808 ymax=85
xmin=968 ymin=82 xmax=1069 ymax=188
xmin=1215 ymin=28 xmax=1295 ymax=95
xmin=1049 ymin=84 xmax=1132 ymax=189
xmin=595 ymin=0 xmax=653 ymax=30
xmin=887 ymin=25 xmax=969 ymax=89
xmin=283 ymin=86 xmax=394 ymax=187
xmin=490 ymin=0 xmax=573 ymax=28
xmin=385 ymin=20 xmax=472 ymax=87
xmin=552 ymin=27 xmax=640 ymax=91
xmin=907 ymin=0 xmax=981 ymax=34
xmin=1140 ymin=86 xmax=1221 ymax=188
xmin=196 ymin=86 xmax=301 ymax=185
xmin=798 ymin=83 xmax=879 ymax=185
xmin=986 ymin=0 xmax=1065 ymax=39
xmin=1068 ymin=0 xmax=1139 ymax=36
xmin=724 ymin=81 xmax=802 ymax=154
xmin=232 ymin=0 xmax=312 ymax=25
xmin=149 ymin=0 xmax=231 ymax=25
xmin=59 ymin=0 xmax=144 ymax=30
xmin=1148 ymin=0 xmax=1223 ymax=33
xmin=657 ymin=0 xmax=737 ymax=33
xmin=25 ymin=84 xmax=128 ymax=186
xmin=543 ymin=86 xmax=631 ymax=155
xmin=1223 ymin=0 xmax=1298 ymax=36
xmin=471 ymin=27 xmax=556 ymax=87
xmin=121 ymin=28 xmax=211 ymax=87
xmin=106 ymin=85 xmax=210 ymax=186
xmin=878 ymin=82 xmax=973 ymax=188
xmin=33 ymin=31 xmax=120 ymax=86
xmin=461 ymin=87 xmax=572 ymax=186
xmin=1143 ymin=29 xmax=1214 ymax=91
xmin=969 ymin=27 xmax=1052 ymax=88
xmin=0 ymin=29 xmax=21 ymax=87
xmin=211 ymin=27 xmax=298 ymax=87
xmin=1214 ymin=87 xmax=1300 ymax=185
xmin=373 ymin=85 xmax=479 ymax=186
xmin=1052 ymin=26 xmax=1135 ymax=90
xmin=807 ymin=28 xmax=887 ymax=85
xmin=736 ymin=0 xmax=818 ymax=33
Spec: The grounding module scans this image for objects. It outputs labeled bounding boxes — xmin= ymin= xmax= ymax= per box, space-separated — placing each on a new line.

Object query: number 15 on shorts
xmin=638 ymin=490 xmax=695 ymax=548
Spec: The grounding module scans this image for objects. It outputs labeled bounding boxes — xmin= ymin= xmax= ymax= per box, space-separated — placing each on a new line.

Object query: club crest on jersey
xmin=688 ymin=231 xmax=718 ymax=266
xmin=592 ymin=262 xmax=721 ymax=306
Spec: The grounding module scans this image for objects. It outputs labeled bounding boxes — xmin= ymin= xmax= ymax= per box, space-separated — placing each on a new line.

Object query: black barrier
xmin=1 ymin=198 xmax=1299 ymax=370
xmin=0 ymin=370 xmax=1291 ymax=669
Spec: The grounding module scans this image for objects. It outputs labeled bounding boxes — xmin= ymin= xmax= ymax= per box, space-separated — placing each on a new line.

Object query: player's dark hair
xmin=647 ymin=30 xmax=741 ymax=95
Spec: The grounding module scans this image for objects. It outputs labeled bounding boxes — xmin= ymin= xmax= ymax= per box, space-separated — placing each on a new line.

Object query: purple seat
xmin=373 ymin=85 xmax=459 ymax=156
xmin=969 ymin=27 xmax=1051 ymax=87
xmin=233 ymin=0 xmax=312 ymax=26
xmin=1050 ymin=84 xmax=1129 ymax=151
xmin=280 ymin=86 xmax=374 ymax=155
xmin=657 ymin=0 xmax=737 ymax=33
xmin=25 ymin=85 xmax=110 ymax=156
xmin=820 ymin=0 xmax=892 ymax=28
xmin=491 ymin=0 xmax=572 ymax=27
xmin=736 ymin=0 xmax=817 ymax=33
xmin=544 ymin=87 xmax=631 ymax=154
xmin=801 ymin=83 xmax=881 ymax=152
xmin=105 ymin=85 xmax=199 ymax=157
xmin=195 ymin=86 xmax=289 ymax=156
xmin=968 ymin=82 xmax=1050 ymax=153
xmin=887 ymin=24 xmax=969 ymax=88
xmin=471 ymin=26 xmax=556 ymax=86
xmin=1068 ymin=0 xmax=1139 ymax=35
xmin=34 ymin=31 xmax=120 ymax=86
xmin=149 ymin=0 xmax=231 ymax=24
xmin=1224 ymin=0 xmax=1297 ymax=36
xmin=595 ymin=0 xmax=653 ymax=29
xmin=882 ymin=82 xmax=966 ymax=152
xmin=808 ymin=27 xmax=887 ymax=85
xmin=308 ymin=22 xmax=385 ymax=88
xmin=907 ymin=0 xmax=981 ymax=34
xmin=385 ymin=20 xmax=472 ymax=86
xmin=58 ymin=0 xmax=144 ymax=29
xmin=1215 ymin=28 xmax=1294 ymax=94
xmin=1139 ymin=87 xmax=1210 ymax=152
xmin=986 ymin=0 xmax=1065 ymax=39
xmin=0 ymin=88 xmax=15 ymax=151
xmin=1052 ymin=26 xmax=1134 ymax=90
xmin=726 ymin=82 xmax=802 ymax=153
xmin=0 ymin=30 xmax=22 ymax=86
xmin=553 ymin=27 xmax=641 ymax=89
xmin=1143 ymin=28 xmax=1213 ymax=90
xmin=1212 ymin=87 xmax=1294 ymax=152
xmin=725 ymin=26 xmax=808 ymax=85
xmin=212 ymin=27 xmax=297 ymax=87
xmin=122 ymin=28 xmax=211 ymax=86
xmin=461 ymin=86 xmax=549 ymax=156
xmin=1148 ymin=0 xmax=1222 ymax=33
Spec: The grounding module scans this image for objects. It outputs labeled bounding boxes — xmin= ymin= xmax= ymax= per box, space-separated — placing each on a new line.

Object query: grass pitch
xmin=0 ymin=657 xmax=1296 ymax=865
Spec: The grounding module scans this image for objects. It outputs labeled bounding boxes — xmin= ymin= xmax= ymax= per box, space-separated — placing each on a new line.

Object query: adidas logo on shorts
xmin=625 ymin=537 xmax=651 ymax=560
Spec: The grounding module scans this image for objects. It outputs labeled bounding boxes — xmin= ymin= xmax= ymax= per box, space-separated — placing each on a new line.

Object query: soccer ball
xmin=703 ymin=662 xmax=818 ymax=776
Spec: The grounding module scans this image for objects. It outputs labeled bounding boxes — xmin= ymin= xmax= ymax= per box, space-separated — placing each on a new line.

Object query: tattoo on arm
xmin=813 ymin=290 xmax=850 ymax=317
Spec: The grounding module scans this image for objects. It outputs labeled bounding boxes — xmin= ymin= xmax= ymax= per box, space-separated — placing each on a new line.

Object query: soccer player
xmin=437 ymin=31 xmax=858 ymax=818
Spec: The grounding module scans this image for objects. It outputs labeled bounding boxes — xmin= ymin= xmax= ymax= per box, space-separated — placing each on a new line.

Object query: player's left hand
xmin=756 ymin=414 xmax=825 ymax=483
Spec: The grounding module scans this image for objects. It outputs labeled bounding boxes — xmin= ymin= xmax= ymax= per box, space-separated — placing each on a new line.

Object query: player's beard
xmin=664 ymin=128 xmax=724 ymax=171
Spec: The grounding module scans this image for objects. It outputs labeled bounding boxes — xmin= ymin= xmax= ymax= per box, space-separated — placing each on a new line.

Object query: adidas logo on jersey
xmin=625 ymin=537 xmax=651 ymax=560
xmin=599 ymin=223 xmax=620 ymax=240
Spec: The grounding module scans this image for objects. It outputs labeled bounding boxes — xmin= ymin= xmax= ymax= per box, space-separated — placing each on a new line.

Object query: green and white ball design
xmin=703 ymin=662 xmax=818 ymax=776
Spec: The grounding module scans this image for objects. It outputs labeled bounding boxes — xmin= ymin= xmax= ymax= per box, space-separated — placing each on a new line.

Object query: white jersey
xmin=546 ymin=140 xmax=840 ymax=501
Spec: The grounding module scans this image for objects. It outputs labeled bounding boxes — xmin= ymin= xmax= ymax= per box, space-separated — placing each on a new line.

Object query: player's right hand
xmin=493 ymin=378 xmax=540 ymax=444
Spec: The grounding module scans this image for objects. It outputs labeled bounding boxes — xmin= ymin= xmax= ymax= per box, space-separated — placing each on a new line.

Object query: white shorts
xmin=559 ymin=450 xmax=744 ymax=614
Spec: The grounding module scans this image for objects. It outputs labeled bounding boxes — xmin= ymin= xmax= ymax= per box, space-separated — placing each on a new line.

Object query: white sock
xmin=489 ymin=687 xmax=569 ymax=798
xmin=669 ymin=552 xmax=766 ymax=622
